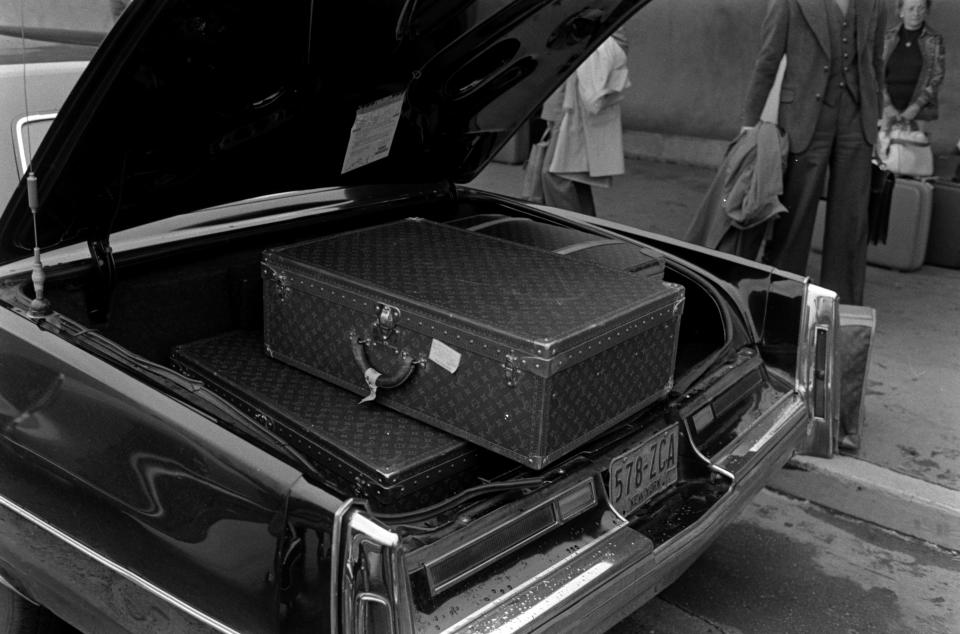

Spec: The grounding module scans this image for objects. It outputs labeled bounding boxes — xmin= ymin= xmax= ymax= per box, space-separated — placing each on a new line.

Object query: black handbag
xmin=867 ymin=161 xmax=894 ymax=245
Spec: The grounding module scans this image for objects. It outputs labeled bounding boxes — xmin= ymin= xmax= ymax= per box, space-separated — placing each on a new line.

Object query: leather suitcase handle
xmin=349 ymin=331 xmax=418 ymax=390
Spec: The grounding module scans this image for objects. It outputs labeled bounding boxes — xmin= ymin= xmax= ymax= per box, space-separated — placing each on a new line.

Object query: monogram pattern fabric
xmin=263 ymin=256 xmax=683 ymax=468
xmin=269 ymin=219 xmax=674 ymax=343
xmin=171 ymin=331 xmax=490 ymax=511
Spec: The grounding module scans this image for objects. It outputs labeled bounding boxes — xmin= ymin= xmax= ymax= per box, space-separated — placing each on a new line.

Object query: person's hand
xmin=881 ymin=105 xmax=899 ymax=131
xmin=901 ymin=104 xmax=920 ymax=122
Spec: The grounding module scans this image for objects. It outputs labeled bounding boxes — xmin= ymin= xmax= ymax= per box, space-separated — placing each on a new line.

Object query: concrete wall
xmin=0 ymin=0 xmax=114 ymax=33
xmin=3 ymin=0 xmax=958 ymax=157
xmin=620 ymin=0 xmax=960 ymax=156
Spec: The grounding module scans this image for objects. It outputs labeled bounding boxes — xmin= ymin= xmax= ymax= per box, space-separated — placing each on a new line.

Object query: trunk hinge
xmin=86 ymin=237 xmax=116 ymax=323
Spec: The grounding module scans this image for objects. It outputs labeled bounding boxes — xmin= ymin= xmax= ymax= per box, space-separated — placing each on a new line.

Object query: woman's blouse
xmin=885 ymin=25 xmax=924 ymax=111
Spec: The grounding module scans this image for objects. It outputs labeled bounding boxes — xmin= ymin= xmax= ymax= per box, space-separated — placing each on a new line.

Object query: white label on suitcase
xmin=429 ymin=339 xmax=462 ymax=374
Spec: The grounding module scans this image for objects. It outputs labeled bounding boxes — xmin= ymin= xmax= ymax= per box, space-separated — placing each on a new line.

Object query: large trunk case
xmin=262 ymin=218 xmax=684 ymax=469
xmin=171 ymin=331 xmax=497 ymax=512
xmin=927 ymin=180 xmax=960 ymax=269
xmin=813 ymin=177 xmax=934 ymax=271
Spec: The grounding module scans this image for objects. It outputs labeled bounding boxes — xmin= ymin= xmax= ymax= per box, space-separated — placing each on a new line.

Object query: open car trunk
xmin=11 ymin=189 xmax=788 ymax=624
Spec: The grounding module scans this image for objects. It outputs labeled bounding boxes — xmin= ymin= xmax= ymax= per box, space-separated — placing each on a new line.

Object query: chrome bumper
xmin=434 ymin=392 xmax=808 ymax=633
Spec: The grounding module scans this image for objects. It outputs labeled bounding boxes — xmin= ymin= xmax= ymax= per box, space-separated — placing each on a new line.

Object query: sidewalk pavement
xmin=468 ymin=155 xmax=960 ymax=551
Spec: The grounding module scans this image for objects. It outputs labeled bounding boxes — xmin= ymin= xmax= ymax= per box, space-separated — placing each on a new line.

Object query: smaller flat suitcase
xmin=446 ymin=214 xmax=665 ymax=278
xmin=171 ymin=331 xmax=503 ymax=512
xmin=812 ymin=177 xmax=933 ymax=271
xmin=926 ymin=179 xmax=960 ymax=268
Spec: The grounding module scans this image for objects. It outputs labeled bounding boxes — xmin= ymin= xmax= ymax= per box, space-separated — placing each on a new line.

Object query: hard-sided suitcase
xmin=262 ymin=218 xmax=685 ymax=469
xmin=446 ymin=214 xmax=665 ymax=279
xmin=927 ymin=179 xmax=960 ymax=268
xmin=171 ymin=331 xmax=500 ymax=512
xmin=813 ymin=177 xmax=933 ymax=271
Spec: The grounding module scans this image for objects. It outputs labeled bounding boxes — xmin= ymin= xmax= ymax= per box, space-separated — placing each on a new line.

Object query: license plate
xmin=608 ymin=424 xmax=679 ymax=517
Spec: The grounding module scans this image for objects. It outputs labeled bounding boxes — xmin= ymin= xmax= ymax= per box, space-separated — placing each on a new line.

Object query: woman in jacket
xmin=881 ymin=0 xmax=945 ymax=130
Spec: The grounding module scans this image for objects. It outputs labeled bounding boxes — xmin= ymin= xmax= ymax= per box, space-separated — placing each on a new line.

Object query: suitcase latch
xmin=504 ymin=353 xmax=523 ymax=387
xmin=267 ymin=268 xmax=292 ymax=303
xmin=375 ymin=304 xmax=401 ymax=340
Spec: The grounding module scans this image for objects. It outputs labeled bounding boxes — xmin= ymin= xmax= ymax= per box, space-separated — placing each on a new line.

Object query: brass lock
xmin=375 ymin=304 xmax=400 ymax=340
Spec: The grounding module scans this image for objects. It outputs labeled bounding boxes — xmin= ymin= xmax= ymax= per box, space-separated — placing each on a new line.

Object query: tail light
xmin=331 ymin=501 xmax=413 ymax=634
xmin=796 ymin=283 xmax=840 ymax=457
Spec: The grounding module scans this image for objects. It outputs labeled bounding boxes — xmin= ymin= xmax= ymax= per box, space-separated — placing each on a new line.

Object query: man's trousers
xmin=765 ymin=90 xmax=873 ymax=305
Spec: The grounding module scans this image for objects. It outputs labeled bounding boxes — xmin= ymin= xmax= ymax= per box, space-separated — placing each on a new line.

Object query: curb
xmin=768 ymin=455 xmax=960 ymax=551
xmin=622 ymin=129 xmax=727 ymax=169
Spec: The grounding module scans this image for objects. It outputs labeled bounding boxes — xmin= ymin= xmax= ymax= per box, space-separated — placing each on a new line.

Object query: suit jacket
xmin=742 ymin=0 xmax=886 ymax=153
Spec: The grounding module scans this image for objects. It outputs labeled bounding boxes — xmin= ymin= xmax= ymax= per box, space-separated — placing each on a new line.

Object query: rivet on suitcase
xmin=262 ymin=218 xmax=685 ymax=469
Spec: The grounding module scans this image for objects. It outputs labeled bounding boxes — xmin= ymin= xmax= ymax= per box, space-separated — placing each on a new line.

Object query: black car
xmin=0 ymin=1 xmax=839 ymax=632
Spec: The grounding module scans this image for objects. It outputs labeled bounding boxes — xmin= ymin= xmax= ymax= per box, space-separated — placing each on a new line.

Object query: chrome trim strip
xmin=794 ymin=282 xmax=840 ymax=457
xmin=464 ymin=216 xmax=527 ymax=232
xmin=488 ymin=561 xmax=613 ymax=633
xmin=439 ymin=518 xmax=635 ymax=634
xmin=553 ymin=238 xmax=620 ymax=255
xmin=444 ymin=396 xmax=808 ymax=633
xmin=349 ymin=510 xmax=400 ymax=548
xmin=330 ymin=497 xmax=356 ymax=634
xmin=677 ymin=414 xmax=736 ymax=482
xmin=14 ymin=112 xmax=56 ymax=176
xmin=424 ymin=480 xmax=596 ymax=595
xmin=0 ymin=493 xmax=240 ymax=634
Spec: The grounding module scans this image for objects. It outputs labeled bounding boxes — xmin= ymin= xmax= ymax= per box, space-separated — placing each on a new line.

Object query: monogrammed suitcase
xmin=171 ymin=331 xmax=501 ymax=512
xmin=262 ymin=218 xmax=684 ymax=469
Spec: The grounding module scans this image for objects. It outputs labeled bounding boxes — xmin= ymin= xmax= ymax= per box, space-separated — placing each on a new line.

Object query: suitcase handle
xmin=349 ymin=330 xmax=418 ymax=390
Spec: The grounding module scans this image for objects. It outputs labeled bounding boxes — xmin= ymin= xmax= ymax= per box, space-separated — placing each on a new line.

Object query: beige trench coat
xmin=548 ymin=36 xmax=630 ymax=184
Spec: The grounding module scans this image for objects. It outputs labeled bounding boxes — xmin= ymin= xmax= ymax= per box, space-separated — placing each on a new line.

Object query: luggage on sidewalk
xmin=813 ymin=177 xmax=933 ymax=271
xmin=926 ymin=179 xmax=960 ymax=269
xmin=262 ymin=218 xmax=685 ymax=469
xmin=835 ymin=304 xmax=877 ymax=453
xmin=171 ymin=331 xmax=498 ymax=512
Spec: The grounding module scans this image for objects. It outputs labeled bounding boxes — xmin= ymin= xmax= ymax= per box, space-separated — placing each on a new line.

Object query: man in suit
xmin=743 ymin=0 xmax=886 ymax=305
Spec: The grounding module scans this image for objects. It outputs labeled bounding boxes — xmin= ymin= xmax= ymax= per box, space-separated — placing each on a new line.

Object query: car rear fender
xmin=0 ymin=303 xmax=344 ymax=632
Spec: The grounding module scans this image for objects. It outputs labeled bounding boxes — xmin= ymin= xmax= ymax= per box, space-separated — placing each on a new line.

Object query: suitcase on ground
xmin=926 ymin=179 xmax=960 ymax=268
xmin=447 ymin=214 xmax=665 ymax=278
xmin=835 ymin=304 xmax=876 ymax=453
xmin=813 ymin=177 xmax=933 ymax=271
xmin=171 ymin=331 xmax=501 ymax=512
xmin=262 ymin=218 xmax=684 ymax=469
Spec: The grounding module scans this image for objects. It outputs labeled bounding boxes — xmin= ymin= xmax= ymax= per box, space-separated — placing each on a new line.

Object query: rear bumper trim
xmin=443 ymin=394 xmax=807 ymax=633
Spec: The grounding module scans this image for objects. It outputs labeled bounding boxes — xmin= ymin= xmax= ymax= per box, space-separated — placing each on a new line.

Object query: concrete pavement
xmin=468 ymin=153 xmax=960 ymax=551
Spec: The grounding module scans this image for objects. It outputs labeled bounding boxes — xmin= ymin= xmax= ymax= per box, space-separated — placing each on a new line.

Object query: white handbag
xmin=878 ymin=124 xmax=934 ymax=177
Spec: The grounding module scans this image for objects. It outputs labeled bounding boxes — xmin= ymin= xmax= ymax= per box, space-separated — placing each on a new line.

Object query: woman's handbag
xmin=878 ymin=124 xmax=934 ymax=177
xmin=520 ymin=127 xmax=551 ymax=202
xmin=867 ymin=160 xmax=895 ymax=245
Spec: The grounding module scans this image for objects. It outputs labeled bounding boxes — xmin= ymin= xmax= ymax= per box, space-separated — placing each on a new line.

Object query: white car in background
xmin=0 ymin=32 xmax=95 ymax=207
